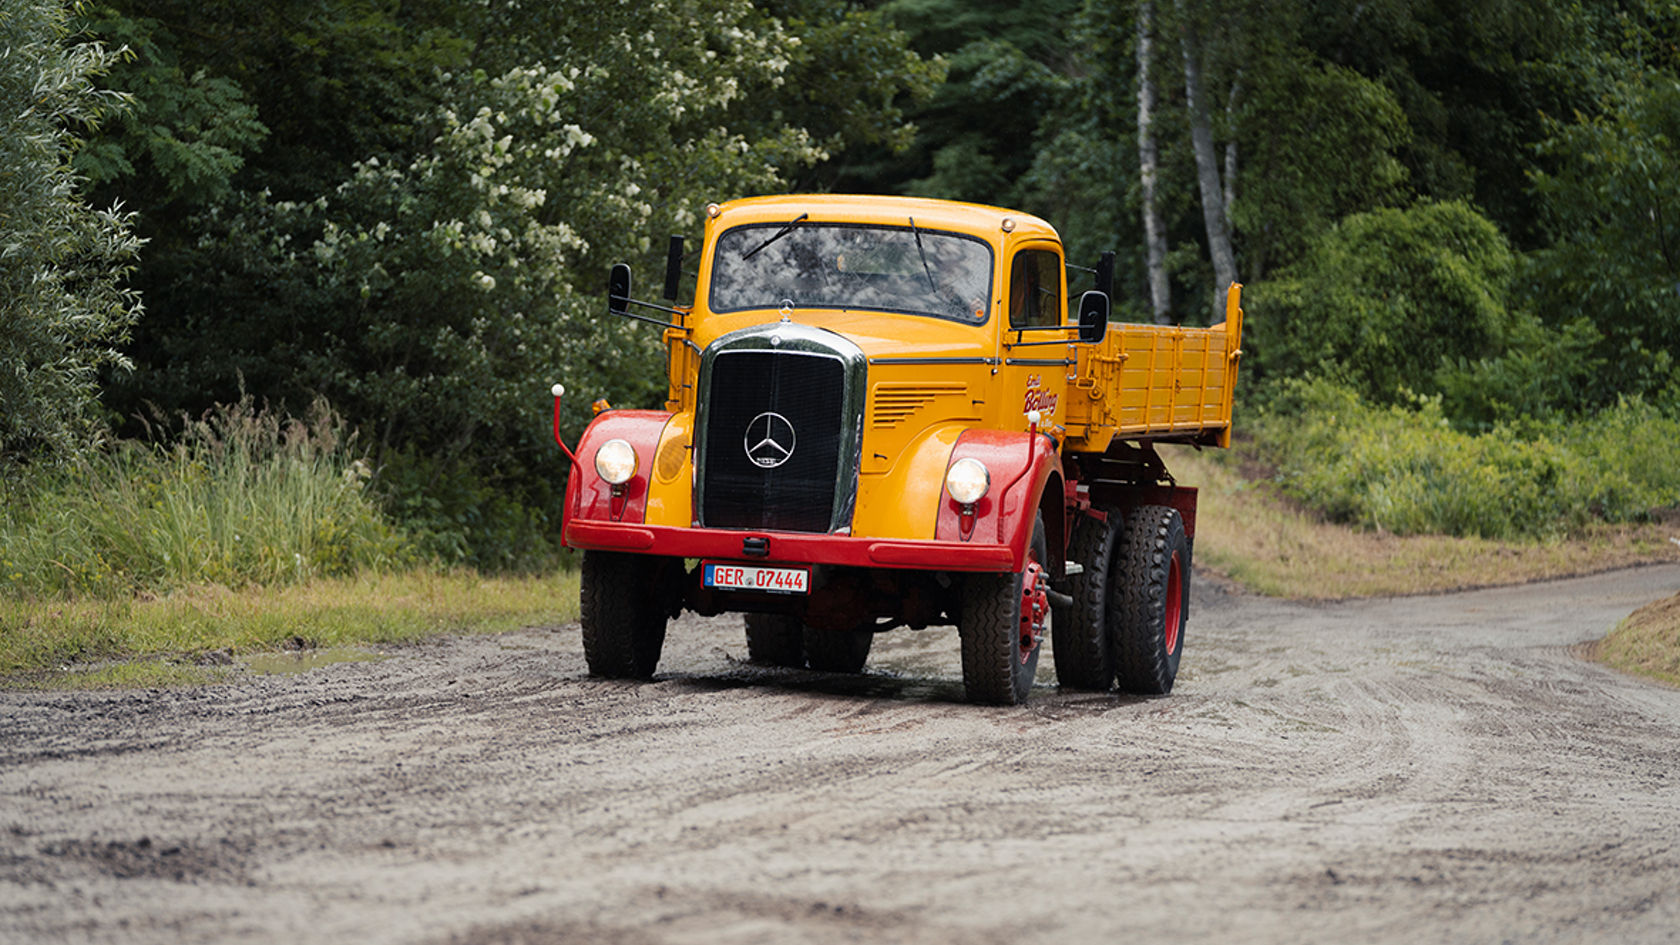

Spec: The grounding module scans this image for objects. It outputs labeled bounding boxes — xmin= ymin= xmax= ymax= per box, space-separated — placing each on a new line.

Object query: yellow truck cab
xmin=558 ymin=194 xmax=1242 ymax=704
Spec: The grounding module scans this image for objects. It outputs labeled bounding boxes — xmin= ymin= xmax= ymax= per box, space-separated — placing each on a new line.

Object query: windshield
xmin=708 ymin=222 xmax=993 ymax=324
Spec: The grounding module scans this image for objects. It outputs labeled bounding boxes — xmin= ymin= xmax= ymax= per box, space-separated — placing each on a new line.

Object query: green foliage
xmin=756 ymin=0 xmax=943 ymax=166
xmin=80 ymin=0 xmax=470 ymax=204
xmin=1435 ymin=313 xmax=1610 ymax=427
xmin=1255 ymin=378 xmax=1680 ymax=539
xmin=1293 ymin=0 xmax=1587 ymax=248
xmin=373 ymin=446 xmax=565 ymax=574
xmin=842 ymin=0 xmax=1077 ymax=206
xmin=1233 ymin=55 xmax=1411 ymax=278
xmin=1250 ymin=201 xmax=1516 ymax=405
xmin=0 ymin=0 xmax=142 ymax=468
xmin=0 ymin=398 xmax=410 ymax=599
xmin=1527 ymin=77 xmax=1680 ymax=406
xmin=71 ymin=5 xmax=268 ymax=206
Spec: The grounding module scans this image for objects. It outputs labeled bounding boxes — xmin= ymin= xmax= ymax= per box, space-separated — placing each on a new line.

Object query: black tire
xmin=579 ymin=551 xmax=672 ymax=679
xmin=803 ymin=625 xmax=873 ymax=674
xmin=959 ymin=514 xmax=1048 ymax=705
xmin=1109 ymin=505 xmax=1189 ymax=694
xmin=744 ymin=613 xmax=805 ymax=668
xmin=1052 ymin=507 xmax=1119 ymax=691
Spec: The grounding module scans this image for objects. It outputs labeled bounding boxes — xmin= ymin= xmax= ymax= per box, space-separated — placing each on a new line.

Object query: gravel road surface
xmin=4 ymin=564 xmax=1679 ymax=944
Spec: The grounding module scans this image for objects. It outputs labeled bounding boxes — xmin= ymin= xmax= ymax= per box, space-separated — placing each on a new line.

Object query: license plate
xmin=702 ymin=562 xmax=810 ymax=595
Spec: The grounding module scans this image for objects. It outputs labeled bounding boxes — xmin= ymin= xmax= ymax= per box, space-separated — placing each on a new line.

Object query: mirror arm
xmin=611 ymin=298 xmax=684 ymax=329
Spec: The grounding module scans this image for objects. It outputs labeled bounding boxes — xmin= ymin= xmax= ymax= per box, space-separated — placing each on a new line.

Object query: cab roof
xmin=709 ymin=194 xmax=1060 ymax=244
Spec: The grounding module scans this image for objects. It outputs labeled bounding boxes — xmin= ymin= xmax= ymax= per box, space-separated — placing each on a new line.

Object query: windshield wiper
xmin=908 ymin=216 xmax=939 ymax=294
xmin=742 ymin=212 xmax=810 ymax=260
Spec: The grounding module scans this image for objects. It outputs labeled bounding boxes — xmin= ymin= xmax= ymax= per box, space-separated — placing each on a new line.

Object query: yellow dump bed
xmin=1063 ymin=285 xmax=1244 ymax=453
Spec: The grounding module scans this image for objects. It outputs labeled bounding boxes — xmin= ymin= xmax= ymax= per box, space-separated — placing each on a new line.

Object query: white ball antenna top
xmin=1026 ymin=409 xmax=1042 ymax=425
xmin=551 ymin=383 xmax=565 ymax=398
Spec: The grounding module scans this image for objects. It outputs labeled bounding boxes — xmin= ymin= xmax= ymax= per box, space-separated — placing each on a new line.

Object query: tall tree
xmin=1176 ymin=4 xmax=1236 ymax=323
xmin=1135 ymin=0 xmax=1170 ymax=323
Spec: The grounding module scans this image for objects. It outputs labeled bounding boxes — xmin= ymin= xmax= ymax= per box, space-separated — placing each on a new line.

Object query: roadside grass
xmin=0 ymin=398 xmax=408 ymax=599
xmin=1591 ymin=593 xmax=1680 ymax=688
xmin=0 ymin=398 xmax=586 ymax=690
xmin=0 ymin=569 xmax=580 ymax=689
xmin=1164 ymin=444 xmax=1680 ymax=599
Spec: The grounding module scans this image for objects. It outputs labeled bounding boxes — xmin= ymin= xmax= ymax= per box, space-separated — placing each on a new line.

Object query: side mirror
xmin=662 ymin=235 xmax=685 ymax=301
xmin=1077 ymin=290 xmax=1109 ymax=344
xmin=608 ymin=263 xmax=632 ymax=318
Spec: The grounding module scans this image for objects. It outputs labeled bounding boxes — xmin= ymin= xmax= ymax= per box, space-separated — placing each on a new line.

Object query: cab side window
xmin=1008 ymin=249 xmax=1063 ymax=330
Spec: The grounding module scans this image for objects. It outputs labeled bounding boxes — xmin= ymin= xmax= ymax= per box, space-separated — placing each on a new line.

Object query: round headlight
xmin=594 ymin=438 xmax=637 ymax=485
xmin=945 ymin=457 xmax=990 ymax=505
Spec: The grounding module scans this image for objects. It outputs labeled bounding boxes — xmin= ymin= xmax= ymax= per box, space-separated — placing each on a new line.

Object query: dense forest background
xmin=6 ymin=0 xmax=1679 ymax=576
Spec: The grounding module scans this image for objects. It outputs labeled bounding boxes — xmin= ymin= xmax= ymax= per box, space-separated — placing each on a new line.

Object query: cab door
xmin=997 ymin=241 xmax=1071 ymax=433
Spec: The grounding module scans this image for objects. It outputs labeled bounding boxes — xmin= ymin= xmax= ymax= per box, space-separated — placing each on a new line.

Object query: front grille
xmin=700 ymin=350 xmax=844 ymax=532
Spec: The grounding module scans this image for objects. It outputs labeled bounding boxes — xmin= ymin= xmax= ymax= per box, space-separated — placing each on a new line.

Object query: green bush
xmin=0 ymin=399 xmax=412 ymax=599
xmin=1255 ymin=378 xmax=1680 ymax=539
xmin=374 ymin=446 xmax=569 ymax=574
xmin=1249 ymin=200 xmax=1516 ymax=407
xmin=1434 ymin=314 xmax=1609 ymax=428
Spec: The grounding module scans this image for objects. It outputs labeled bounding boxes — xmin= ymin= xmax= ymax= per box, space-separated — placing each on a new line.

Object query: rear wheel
xmin=1052 ymin=507 xmax=1119 ymax=691
xmin=744 ymin=613 xmax=805 ymax=667
xmin=580 ymin=551 xmax=674 ymax=679
xmin=959 ymin=514 xmax=1049 ymax=705
xmin=803 ymin=625 xmax=873 ymax=674
xmin=1110 ymin=505 xmax=1189 ymax=694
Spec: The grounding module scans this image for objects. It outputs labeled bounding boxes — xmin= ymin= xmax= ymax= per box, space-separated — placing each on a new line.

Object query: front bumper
xmin=564 ymin=520 xmax=1018 ymax=572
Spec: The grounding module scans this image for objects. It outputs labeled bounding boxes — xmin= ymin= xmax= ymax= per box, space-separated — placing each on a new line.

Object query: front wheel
xmin=959 ymin=514 xmax=1048 ymax=705
xmin=1109 ymin=505 xmax=1189 ymax=694
xmin=580 ymin=551 xmax=674 ymax=679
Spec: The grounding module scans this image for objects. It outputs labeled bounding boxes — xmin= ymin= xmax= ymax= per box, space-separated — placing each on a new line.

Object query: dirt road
xmin=4 ymin=564 xmax=1680 ymax=944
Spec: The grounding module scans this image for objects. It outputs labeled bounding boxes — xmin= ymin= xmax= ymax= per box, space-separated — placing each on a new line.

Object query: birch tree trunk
xmin=1224 ymin=73 xmax=1241 ymax=224
xmin=1136 ymin=1 xmax=1172 ymax=325
xmin=1179 ymin=17 xmax=1238 ymax=323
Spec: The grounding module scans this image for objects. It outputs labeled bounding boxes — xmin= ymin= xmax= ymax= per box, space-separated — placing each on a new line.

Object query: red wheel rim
xmin=1163 ymin=550 xmax=1182 ymax=654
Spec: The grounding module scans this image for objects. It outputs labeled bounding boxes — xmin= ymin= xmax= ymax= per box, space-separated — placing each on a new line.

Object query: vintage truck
xmin=555 ymin=194 xmax=1242 ymax=704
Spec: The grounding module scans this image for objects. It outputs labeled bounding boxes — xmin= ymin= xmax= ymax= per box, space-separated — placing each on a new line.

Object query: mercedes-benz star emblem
xmin=744 ymin=411 xmax=796 ymax=469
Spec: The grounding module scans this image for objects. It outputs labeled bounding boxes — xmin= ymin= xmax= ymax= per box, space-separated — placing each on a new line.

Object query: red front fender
xmin=934 ymin=429 xmax=1063 ymax=571
xmin=562 ymin=410 xmax=673 ymax=539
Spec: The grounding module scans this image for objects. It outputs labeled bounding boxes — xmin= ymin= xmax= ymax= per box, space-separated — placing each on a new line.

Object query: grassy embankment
xmin=1591 ymin=594 xmax=1680 ymax=688
xmin=1165 ymin=444 xmax=1677 ymax=598
xmin=0 ymin=571 xmax=580 ymax=688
